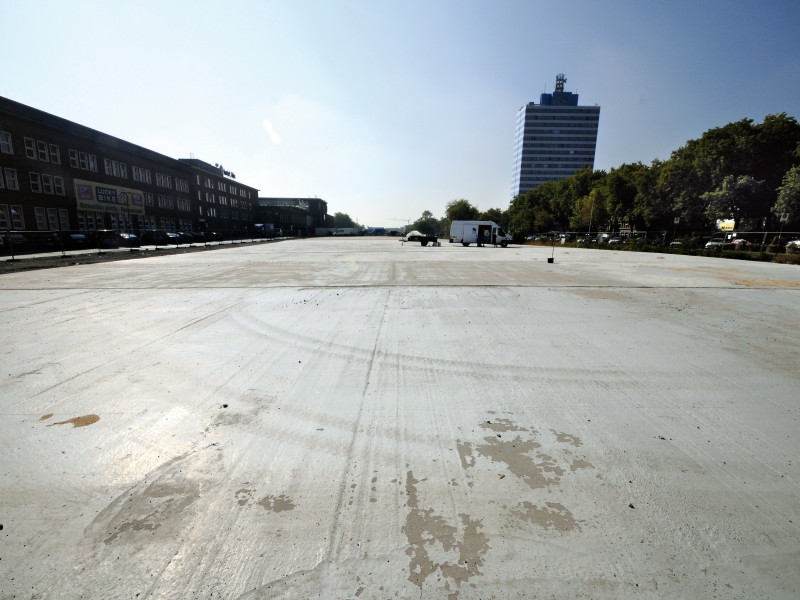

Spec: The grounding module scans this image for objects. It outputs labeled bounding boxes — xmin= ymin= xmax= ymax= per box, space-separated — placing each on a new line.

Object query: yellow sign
xmin=73 ymin=179 xmax=146 ymax=216
xmin=717 ymin=219 xmax=735 ymax=232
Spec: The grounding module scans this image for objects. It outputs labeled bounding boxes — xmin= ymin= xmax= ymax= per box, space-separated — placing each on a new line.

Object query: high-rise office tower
xmin=510 ymin=74 xmax=600 ymax=199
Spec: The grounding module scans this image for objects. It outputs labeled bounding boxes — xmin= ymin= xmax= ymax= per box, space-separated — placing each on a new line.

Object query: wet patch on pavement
xmin=258 ymin=494 xmax=296 ymax=512
xmin=456 ymin=415 xmax=594 ymax=543
xmin=402 ymin=470 xmax=489 ymax=597
xmin=511 ymin=500 xmax=582 ymax=532
xmin=46 ymin=414 xmax=99 ymax=428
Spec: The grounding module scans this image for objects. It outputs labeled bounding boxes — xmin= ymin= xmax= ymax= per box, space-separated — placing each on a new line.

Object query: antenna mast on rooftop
xmin=555 ymin=73 xmax=566 ymax=93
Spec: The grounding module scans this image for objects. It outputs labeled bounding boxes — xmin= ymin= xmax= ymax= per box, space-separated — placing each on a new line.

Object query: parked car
xmin=0 ymin=231 xmax=28 ymax=251
xmin=118 ymin=232 xmax=140 ymax=247
xmin=786 ymin=240 xmax=800 ymax=254
xmin=705 ymin=240 xmax=724 ymax=249
xmin=91 ymin=229 xmax=120 ymax=249
xmin=59 ymin=231 xmax=89 ymax=249
xmin=140 ymin=229 xmax=170 ymax=245
xmin=731 ymin=238 xmax=753 ymax=249
xmin=175 ymin=231 xmax=194 ymax=244
xmin=607 ymin=237 xmax=625 ymax=245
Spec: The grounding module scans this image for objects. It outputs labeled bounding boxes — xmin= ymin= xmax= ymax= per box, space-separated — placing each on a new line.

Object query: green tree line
xmin=338 ymin=113 xmax=800 ymax=240
xmin=508 ymin=113 xmax=800 ymax=236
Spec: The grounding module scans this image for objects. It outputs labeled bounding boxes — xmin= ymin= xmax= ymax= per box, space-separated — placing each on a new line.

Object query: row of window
xmin=2 ymin=130 xmax=256 ymax=215
xmin=29 ymin=172 xmax=66 ymax=195
xmin=155 ymin=195 xmax=192 ymax=212
xmin=0 ymin=203 xmax=24 ymax=229
xmin=517 ymin=135 xmax=598 ymax=143
xmin=25 ymin=137 xmax=62 ymax=164
xmin=194 ymin=174 xmax=249 ymax=198
xmin=34 ymin=206 xmax=70 ymax=231
xmin=69 ymin=149 xmax=99 ymax=172
xmin=2 ymin=131 xmax=237 ymax=195
xmin=521 ymin=149 xmax=596 ymax=156
xmin=523 ymin=107 xmax=600 ymax=115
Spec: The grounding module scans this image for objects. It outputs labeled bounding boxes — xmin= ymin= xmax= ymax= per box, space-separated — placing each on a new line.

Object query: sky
xmin=3 ymin=0 xmax=799 ymax=227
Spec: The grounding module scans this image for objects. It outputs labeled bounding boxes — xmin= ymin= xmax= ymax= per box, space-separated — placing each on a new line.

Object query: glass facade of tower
xmin=510 ymin=87 xmax=600 ymax=199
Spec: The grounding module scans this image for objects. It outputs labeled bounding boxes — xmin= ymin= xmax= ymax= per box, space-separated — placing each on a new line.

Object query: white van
xmin=449 ymin=221 xmax=512 ymax=247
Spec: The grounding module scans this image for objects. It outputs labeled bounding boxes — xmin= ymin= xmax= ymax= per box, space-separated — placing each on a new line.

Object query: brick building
xmin=0 ymin=96 xmax=258 ymax=237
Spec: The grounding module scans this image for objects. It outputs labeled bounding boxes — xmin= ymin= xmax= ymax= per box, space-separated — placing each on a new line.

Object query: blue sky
xmin=3 ymin=0 xmax=799 ymax=227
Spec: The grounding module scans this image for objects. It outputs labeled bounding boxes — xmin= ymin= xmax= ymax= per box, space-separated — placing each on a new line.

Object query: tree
xmin=331 ymin=212 xmax=360 ymax=228
xmin=774 ymin=165 xmax=800 ymax=227
xmin=701 ymin=175 xmax=769 ymax=230
xmin=570 ymin=188 xmax=607 ymax=233
xmin=410 ymin=210 xmax=440 ymax=235
xmin=445 ymin=199 xmax=480 ymax=222
xmin=479 ymin=207 xmax=507 ymax=225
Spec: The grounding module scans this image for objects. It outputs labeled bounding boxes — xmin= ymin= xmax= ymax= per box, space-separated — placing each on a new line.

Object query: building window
xmin=36 ymin=140 xmax=50 ymax=162
xmin=29 ymin=172 xmax=42 ymax=193
xmin=156 ymin=172 xmax=173 ymax=188
xmin=104 ymin=159 xmax=127 ymax=178
xmin=69 ymin=149 xmax=79 ymax=168
xmin=144 ymin=192 xmax=154 ymax=207
xmin=42 ymin=174 xmax=54 ymax=195
xmin=59 ymin=209 xmax=69 ymax=230
xmin=54 ymin=176 xmax=65 ymax=195
xmin=35 ymin=207 xmax=48 ymax=230
xmin=0 ymin=131 xmax=13 ymax=154
xmin=10 ymin=205 xmax=24 ymax=229
xmin=133 ymin=165 xmax=153 ymax=183
xmin=4 ymin=168 xmax=19 ymax=190
xmin=47 ymin=208 xmax=59 ymax=230
xmin=0 ymin=205 xmax=9 ymax=228
xmin=25 ymin=137 xmax=37 ymax=159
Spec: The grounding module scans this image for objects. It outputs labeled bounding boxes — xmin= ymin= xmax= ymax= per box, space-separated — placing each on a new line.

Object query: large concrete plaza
xmin=2 ymin=238 xmax=799 ymax=599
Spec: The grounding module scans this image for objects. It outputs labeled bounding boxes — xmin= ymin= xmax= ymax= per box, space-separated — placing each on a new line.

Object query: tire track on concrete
xmin=324 ymin=288 xmax=391 ymax=564
xmin=14 ymin=301 xmax=241 ymax=410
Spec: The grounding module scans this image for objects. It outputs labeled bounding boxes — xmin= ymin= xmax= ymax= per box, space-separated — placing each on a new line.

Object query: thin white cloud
xmin=261 ymin=119 xmax=281 ymax=145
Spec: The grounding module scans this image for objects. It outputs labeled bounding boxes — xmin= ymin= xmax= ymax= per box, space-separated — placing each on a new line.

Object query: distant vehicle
xmin=60 ymin=231 xmax=89 ymax=249
xmin=449 ymin=220 xmax=511 ymax=247
xmin=786 ymin=240 xmax=800 ymax=254
xmin=402 ymin=230 xmax=438 ymax=246
xmin=731 ymin=238 xmax=752 ymax=249
xmin=140 ymin=229 xmax=171 ymax=245
xmin=705 ymin=240 xmax=724 ymax=249
xmin=118 ymin=232 xmax=140 ymax=247
xmin=0 ymin=231 xmax=28 ymax=251
xmin=333 ymin=228 xmax=362 ymax=236
xmin=607 ymin=237 xmax=625 ymax=245
xmin=365 ymin=227 xmax=386 ymax=235
xmin=174 ymin=231 xmax=194 ymax=244
xmin=91 ymin=229 xmax=120 ymax=249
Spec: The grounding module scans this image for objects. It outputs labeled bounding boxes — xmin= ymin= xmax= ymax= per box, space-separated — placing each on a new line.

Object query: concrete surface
xmin=1 ymin=237 xmax=799 ymax=599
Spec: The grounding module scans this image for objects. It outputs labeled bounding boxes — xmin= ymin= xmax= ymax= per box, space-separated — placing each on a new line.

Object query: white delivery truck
xmin=449 ymin=221 xmax=512 ymax=247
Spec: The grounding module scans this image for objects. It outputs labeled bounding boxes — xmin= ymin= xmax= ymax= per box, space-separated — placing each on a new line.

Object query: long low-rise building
xmin=0 ymin=96 xmax=259 ymax=237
